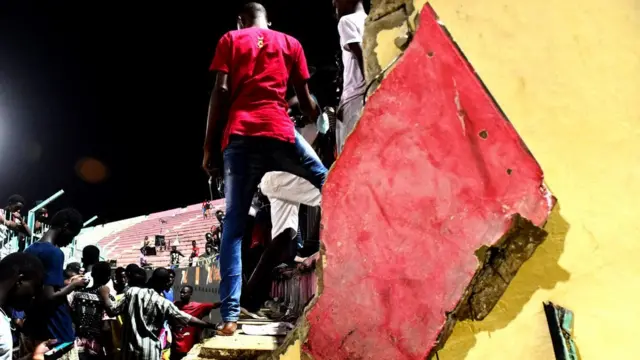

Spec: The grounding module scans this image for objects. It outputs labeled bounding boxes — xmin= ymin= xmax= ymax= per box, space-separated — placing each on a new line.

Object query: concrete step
xmin=189 ymin=333 xmax=282 ymax=360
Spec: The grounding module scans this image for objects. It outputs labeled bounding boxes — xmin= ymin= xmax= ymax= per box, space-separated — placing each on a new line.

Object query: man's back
xmin=117 ymin=287 xmax=190 ymax=359
xmin=210 ymin=28 xmax=310 ymax=148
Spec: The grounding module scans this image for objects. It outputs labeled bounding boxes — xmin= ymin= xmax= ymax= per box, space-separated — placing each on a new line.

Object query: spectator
xmin=214 ymin=211 xmax=224 ymax=235
xmin=0 ymin=195 xmax=32 ymax=258
xmin=164 ymin=269 xmax=176 ymax=302
xmin=170 ymin=286 xmax=220 ymax=360
xmin=0 ymin=252 xmax=57 ymax=360
xmin=112 ymin=268 xmax=215 ymax=360
xmin=71 ymin=261 xmax=115 ymax=360
xmin=110 ymin=266 xmax=146 ymax=360
xmin=188 ymin=241 xmax=199 ymax=267
xmin=169 ymin=247 xmax=184 ymax=269
xmin=23 ymin=208 xmax=88 ymax=360
xmin=334 ymin=0 xmax=367 ymax=155
xmin=139 ymin=248 xmax=151 ymax=269
xmin=113 ymin=267 xmax=127 ymax=295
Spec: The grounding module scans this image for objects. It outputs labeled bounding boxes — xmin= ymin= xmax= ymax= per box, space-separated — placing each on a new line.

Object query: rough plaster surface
xmin=299 ymin=4 xmax=554 ymax=359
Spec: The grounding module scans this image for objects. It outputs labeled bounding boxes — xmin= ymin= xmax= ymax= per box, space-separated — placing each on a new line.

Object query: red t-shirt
xmin=209 ymin=27 xmax=311 ymax=150
xmin=173 ymin=301 xmax=216 ymax=353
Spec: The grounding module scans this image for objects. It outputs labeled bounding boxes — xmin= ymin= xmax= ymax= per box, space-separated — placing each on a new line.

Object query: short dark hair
xmin=115 ymin=266 xmax=126 ymax=275
xmin=125 ymin=264 xmax=140 ymax=277
xmin=240 ymin=2 xmax=267 ymax=19
xmin=82 ymin=245 xmax=100 ymax=265
xmin=92 ymin=261 xmax=112 ymax=282
xmin=50 ymin=208 xmax=83 ymax=234
xmin=7 ymin=194 xmax=25 ymax=206
xmin=128 ymin=267 xmax=147 ymax=287
xmin=66 ymin=262 xmax=82 ymax=274
xmin=182 ymin=285 xmax=193 ymax=293
xmin=148 ymin=267 xmax=170 ymax=290
xmin=0 ymin=252 xmax=44 ymax=284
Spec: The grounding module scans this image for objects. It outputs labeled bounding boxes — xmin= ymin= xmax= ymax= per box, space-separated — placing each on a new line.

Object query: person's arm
xmin=204 ymin=73 xmax=231 ymax=152
xmin=290 ymin=42 xmax=318 ymax=120
xmin=164 ymin=298 xmax=216 ymax=329
xmin=203 ymin=33 xmax=232 ymax=172
xmin=178 ymin=251 xmax=185 ymax=257
xmin=41 ymin=249 xmax=87 ymax=302
xmin=0 ymin=213 xmax=32 ymax=236
xmin=187 ymin=316 xmax=217 ymax=329
xmin=338 ymin=16 xmax=365 ymax=79
xmin=20 ymin=339 xmax=57 ymax=360
xmin=105 ymin=292 xmax=126 ymax=317
xmin=347 ymin=42 xmax=365 ymax=79
xmin=42 ymin=275 xmax=86 ymax=302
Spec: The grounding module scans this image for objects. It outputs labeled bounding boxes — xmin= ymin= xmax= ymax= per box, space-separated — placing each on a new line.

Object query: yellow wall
xmin=372 ymin=0 xmax=640 ymax=358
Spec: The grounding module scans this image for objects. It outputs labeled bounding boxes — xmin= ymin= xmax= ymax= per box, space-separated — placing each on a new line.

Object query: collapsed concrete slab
xmin=301 ymin=4 xmax=555 ymax=359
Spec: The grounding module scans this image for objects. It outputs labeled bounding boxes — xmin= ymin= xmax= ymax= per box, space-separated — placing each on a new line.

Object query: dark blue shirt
xmin=164 ymin=288 xmax=174 ymax=302
xmin=24 ymin=242 xmax=75 ymax=342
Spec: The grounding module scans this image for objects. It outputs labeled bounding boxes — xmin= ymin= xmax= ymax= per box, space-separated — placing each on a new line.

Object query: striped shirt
xmin=114 ymin=287 xmax=192 ymax=360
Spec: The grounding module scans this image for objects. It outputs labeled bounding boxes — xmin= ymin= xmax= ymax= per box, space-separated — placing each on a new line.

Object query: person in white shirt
xmin=242 ymin=103 xmax=323 ymax=311
xmin=0 ymin=195 xmax=32 ymax=259
xmin=0 ymin=252 xmax=61 ymax=360
xmin=334 ymin=0 xmax=367 ymax=155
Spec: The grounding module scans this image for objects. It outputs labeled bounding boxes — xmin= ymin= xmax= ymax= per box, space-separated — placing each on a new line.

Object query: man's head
xmin=91 ymin=261 xmax=112 ymax=287
xmin=82 ymin=245 xmax=100 ymax=267
xmin=48 ymin=208 xmax=83 ymax=247
xmin=171 ymin=246 xmax=177 ymax=251
xmin=333 ymin=0 xmax=362 ymax=18
xmin=64 ymin=262 xmax=81 ymax=285
xmin=237 ymin=2 xmax=269 ymax=30
xmin=0 ymin=252 xmax=45 ymax=311
xmin=6 ymin=194 xmax=25 ymax=213
xmin=127 ymin=266 xmax=147 ymax=288
xmin=205 ymin=232 xmax=212 ymax=241
xmin=179 ymin=285 xmax=193 ymax=303
xmin=215 ymin=210 xmax=224 ymax=222
xmin=147 ymin=267 xmax=172 ymax=293
xmin=115 ymin=266 xmax=127 ymax=285
xmin=168 ymin=269 xmax=176 ymax=289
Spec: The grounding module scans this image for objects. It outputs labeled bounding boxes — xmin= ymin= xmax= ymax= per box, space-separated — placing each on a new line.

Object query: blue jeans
xmin=219 ymin=132 xmax=327 ymax=322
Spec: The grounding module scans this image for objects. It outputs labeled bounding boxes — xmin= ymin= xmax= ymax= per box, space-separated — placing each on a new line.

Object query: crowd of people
xmin=137 ymin=209 xmax=225 ymax=270
xmin=1 ymin=200 xmax=221 ymax=360
xmin=202 ymin=0 xmax=366 ymax=336
xmin=0 ymin=0 xmax=367 ymax=358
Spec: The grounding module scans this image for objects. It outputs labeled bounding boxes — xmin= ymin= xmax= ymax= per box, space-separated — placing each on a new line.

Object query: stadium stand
xmin=67 ymin=200 xmax=224 ymax=267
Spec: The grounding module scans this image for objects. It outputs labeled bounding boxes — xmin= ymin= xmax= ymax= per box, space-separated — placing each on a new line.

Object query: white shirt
xmin=0 ymin=309 xmax=12 ymax=360
xmin=85 ymin=273 xmax=117 ymax=320
xmin=338 ymin=9 xmax=367 ymax=102
xmin=0 ymin=210 xmax=14 ymax=259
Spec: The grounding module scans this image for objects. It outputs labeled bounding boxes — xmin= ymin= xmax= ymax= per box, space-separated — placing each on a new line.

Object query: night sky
xmin=0 ymin=1 xmax=340 ymax=224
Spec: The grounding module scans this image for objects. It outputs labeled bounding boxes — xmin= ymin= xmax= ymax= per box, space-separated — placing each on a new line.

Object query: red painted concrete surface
xmin=304 ymin=5 xmax=554 ymax=360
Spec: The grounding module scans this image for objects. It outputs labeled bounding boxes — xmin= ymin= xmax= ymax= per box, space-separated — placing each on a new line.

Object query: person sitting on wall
xmin=139 ymin=247 xmax=152 ymax=269
xmin=0 ymin=194 xmax=32 ymax=258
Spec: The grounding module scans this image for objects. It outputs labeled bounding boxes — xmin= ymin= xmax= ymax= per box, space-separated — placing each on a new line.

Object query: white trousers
xmin=260 ymin=129 xmax=322 ymax=239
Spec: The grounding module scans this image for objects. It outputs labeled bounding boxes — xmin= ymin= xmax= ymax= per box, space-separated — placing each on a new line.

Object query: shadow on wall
xmin=441 ymin=204 xmax=571 ymax=359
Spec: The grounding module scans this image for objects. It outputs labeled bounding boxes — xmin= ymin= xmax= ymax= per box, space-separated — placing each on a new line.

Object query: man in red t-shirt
xmin=202 ymin=2 xmax=327 ymax=336
xmin=170 ymin=286 xmax=220 ymax=360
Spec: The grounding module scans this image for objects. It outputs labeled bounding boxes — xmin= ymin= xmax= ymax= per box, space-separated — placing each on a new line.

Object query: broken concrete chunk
xmin=302 ymin=4 xmax=554 ymax=360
